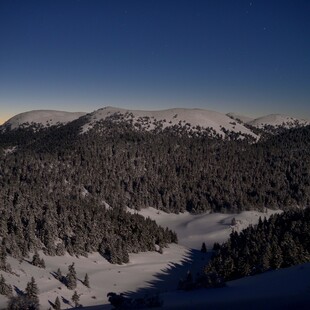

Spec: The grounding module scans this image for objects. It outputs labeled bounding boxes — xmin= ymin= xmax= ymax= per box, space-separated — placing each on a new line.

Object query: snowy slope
xmin=0 ymin=208 xmax=281 ymax=309
xmin=226 ymin=112 xmax=254 ymax=124
xmin=2 ymin=108 xmax=309 ymax=137
xmin=160 ymin=262 xmax=310 ymax=309
xmin=0 ymin=245 xmax=188 ymax=310
xmin=247 ymin=114 xmax=309 ymax=128
xmin=82 ymin=106 xmax=257 ymax=138
xmin=129 ymin=207 xmax=282 ymax=249
xmin=2 ymin=110 xmax=86 ymax=130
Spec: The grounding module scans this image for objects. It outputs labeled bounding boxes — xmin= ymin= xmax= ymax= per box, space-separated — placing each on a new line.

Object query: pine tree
xmin=231 ymin=217 xmax=237 ymax=226
xmin=71 ymin=290 xmax=80 ymax=307
xmin=83 ymin=273 xmax=90 ymax=288
xmin=0 ymin=274 xmax=12 ymax=296
xmin=7 ymin=295 xmax=40 ymax=310
xmin=54 ymin=296 xmax=61 ymax=310
xmin=201 ymin=242 xmax=207 ymax=253
xmin=40 ymin=258 xmax=46 ymax=269
xmin=32 ymin=251 xmax=45 ymax=268
xmin=25 ymin=277 xmax=39 ymax=306
xmin=0 ymin=244 xmax=10 ymax=272
xmin=55 ymin=268 xmax=63 ymax=282
xmin=213 ymin=242 xmax=221 ymax=251
xmin=31 ymin=251 xmax=39 ymax=265
xmin=66 ymin=263 xmax=77 ymax=289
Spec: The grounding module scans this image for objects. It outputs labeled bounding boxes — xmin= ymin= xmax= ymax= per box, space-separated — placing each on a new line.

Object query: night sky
xmin=1 ymin=0 xmax=310 ymax=123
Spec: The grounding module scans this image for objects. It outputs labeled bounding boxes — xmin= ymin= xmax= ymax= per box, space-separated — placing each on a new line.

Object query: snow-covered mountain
xmin=227 ymin=112 xmax=309 ymax=128
xmin=247 ymin=114 xmax=309 ymax=128
xmin=2 ymin=107 xmax=309 ymax=139
xmin=2 ymin=110 xmax=86 ymax=130
xmin=1 ymin=107 xmax=310 ymax=310
xmin=82 ymin=106 xmax=257 ymax=138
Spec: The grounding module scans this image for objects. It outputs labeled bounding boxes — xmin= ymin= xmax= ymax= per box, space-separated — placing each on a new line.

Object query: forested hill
xmin=0 ymin=117 xmax=179 ymax=263
xmin=0 ymin=112 xmax=309 ymax=262
xmin=1 ymin=116 xmax=310 ymax=216
xmin=204 ymin=208 xmax=310 ymax=282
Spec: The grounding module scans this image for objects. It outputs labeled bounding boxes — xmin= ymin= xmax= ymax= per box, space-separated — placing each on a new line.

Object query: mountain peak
xmin=3 ymin=110 xmax=87 ymax=130
xmin=81 ymin=106 xmax=257 ymax=138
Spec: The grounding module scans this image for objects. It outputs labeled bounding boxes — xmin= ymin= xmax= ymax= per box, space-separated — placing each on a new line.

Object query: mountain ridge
xmin=2 ymin=107 xmax=309 ymax=139
xmin=2 ymin=109 xmax=87 ymax=130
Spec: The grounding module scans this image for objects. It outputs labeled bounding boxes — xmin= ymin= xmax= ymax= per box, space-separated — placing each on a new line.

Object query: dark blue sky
xmin=1 ymin=0 xmax=309 ymax=123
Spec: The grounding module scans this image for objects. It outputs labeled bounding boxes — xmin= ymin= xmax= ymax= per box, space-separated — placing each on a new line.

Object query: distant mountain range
xmin=2 ymin=107 xmax=309 ymax=139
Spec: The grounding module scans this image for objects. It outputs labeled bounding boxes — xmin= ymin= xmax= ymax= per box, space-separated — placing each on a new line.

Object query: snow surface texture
xmin=3 ymin=110 xmax=86 ymax=130
xmin=1 ymin=208 xmax=288 ymax=309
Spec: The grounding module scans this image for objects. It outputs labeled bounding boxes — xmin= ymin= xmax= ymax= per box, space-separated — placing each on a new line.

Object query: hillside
xmin=0 ymin=207 xmax=287 ymax=309
xmin=247 ymin=114 xmax=309 ymax=128
xmin=1 ymin=114 xmax=310 ymax=215
xmin=2 ymin=107 xmax=309 ymax=142
xmin=2 ymin=110 xmax=86 ymax=131
xmin=81 ymin=106 xmax=257 ymax=139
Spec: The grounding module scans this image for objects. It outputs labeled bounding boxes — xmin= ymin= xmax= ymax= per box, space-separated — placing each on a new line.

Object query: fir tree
xmin=31 ymin=252 xmax=45 ymax=269
xmin=0 ymin=274 xmax=12 ymax=296
xmin=25 ymin=277 xmax=39 ymax=307
xmin=66 ymin=263 xmax=77 ymax=290
xmin=54 ymin=296 xmax=61 ymax=310
xmin=0 ymin=244 xmax=10 ymax=272
xmin=83 ymin=273 xmax=90 ymax=288
xmin=71 ymin=290 xmax=80 ymax=307
xmin=201 ymin=242 xmax=207 ymax=253
xmin=55 ymin=268 xmax=63 ymax=282
xmin=7 ymin=295 xmax=40 ymax=310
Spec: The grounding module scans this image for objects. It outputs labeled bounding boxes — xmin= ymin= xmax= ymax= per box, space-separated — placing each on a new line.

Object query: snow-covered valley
xmin=2 ymin=207 xmax=308 ymax=310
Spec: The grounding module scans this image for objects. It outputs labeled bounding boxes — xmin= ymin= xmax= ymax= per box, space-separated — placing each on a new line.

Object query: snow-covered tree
xmin=71 ymin=290 xmax=80 ymax=307
xmin=83 ymin=273 xmax=90 ymax=288
xmin=66 ymin=263 xmax=77 ymax=289
xmin=25 ymin=276 xmax=39 ymax=306
xmin=0 ymin=274 xmax=12 ymax=296
xmin=54 ymin=296 xmax=61 ymax=310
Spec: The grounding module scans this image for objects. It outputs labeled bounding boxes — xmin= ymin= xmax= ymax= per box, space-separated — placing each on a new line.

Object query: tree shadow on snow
xmin=79 ymin=248 xmax=211 ymax=309
xmin=13 ymin=285 xmax=24 ymax=296
xmin=123 ymin=248 xmax=211 ymax=299
xmin=48 ymin=300 xmax=55 ymax=308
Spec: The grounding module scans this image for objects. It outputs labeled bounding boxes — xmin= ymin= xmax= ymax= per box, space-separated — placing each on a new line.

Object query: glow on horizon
xmin=1 ymin=1 xmax=309 ymax=125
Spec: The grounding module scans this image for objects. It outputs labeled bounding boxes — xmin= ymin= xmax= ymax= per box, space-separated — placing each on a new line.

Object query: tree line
xmin=0 ymin=115 xmax=309 ymax=263
xmin=204 ymin=208 xmax=310 ymax=282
